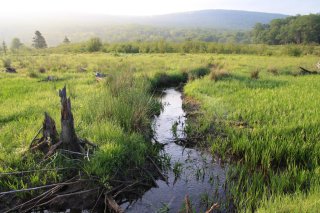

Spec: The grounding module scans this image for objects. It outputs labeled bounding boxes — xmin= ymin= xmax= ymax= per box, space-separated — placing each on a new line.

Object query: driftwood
xmin=299 ymin=66 xmax=318 ymax=75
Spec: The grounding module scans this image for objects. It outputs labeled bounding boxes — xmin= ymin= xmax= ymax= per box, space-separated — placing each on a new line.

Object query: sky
xmin=0 ymin=0 xmax=319 ymax=16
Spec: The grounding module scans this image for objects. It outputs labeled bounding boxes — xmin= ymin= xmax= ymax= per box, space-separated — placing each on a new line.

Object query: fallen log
xmin=299 ymin=66 xmax=318 ymax=75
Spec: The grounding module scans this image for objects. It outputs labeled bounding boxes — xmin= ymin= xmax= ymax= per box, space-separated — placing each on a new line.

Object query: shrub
xmin=188 ymin=67 xmax=210 ymax=79
xmin=210 ymin=69 xmax=230 ymax=81
xmin=267 ymin=67 xmax=279 ymax=75
xmin=251 ymin=69 xmax=260 ymax=79
xmin=28 ymin=71 xmax=39 ymax=78
xmin=2 ymin=58 xmax=11 ymax=68
xmin=87 ymin=37 xmax=103 ymax=52
xmin=285 ymin=46 xmax=302 ymax=57
xmin=151 ymin=72 xmax=188 ymax=89
xmin=38 ymin=67 xmax=46 ymax=73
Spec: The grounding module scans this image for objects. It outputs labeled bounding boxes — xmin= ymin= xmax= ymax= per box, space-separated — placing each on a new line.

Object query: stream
xmin=122 ymin=88 xmax=228 ymax=212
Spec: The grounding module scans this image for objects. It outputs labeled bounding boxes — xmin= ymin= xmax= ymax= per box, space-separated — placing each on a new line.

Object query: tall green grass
xmin=0 ymin=55 xmax=162 ymax=192
xmin=184 ymin=55 xmax=320 ymax=211
xmin=1 ymin=52 xmax=319 ymax=211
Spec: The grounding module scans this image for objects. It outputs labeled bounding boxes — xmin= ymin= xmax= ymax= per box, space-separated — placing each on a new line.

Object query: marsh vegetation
xmin=0 ymin=46 xmax=319 ymax=212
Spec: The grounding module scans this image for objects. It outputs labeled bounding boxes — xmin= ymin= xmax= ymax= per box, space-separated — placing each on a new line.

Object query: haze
xmin=1 ymin=0 xmax=319 ymax=17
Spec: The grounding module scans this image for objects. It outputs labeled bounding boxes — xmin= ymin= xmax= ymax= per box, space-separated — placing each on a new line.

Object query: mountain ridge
xmin=0 ymin=9 xmax=288 ymax=45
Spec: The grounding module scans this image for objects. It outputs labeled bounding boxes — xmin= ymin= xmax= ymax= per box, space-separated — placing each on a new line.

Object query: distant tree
xmin=87 ymin=37 xmax=102 ymax=52
xmin=10 ymin=38 xmax=23 ymax=51
xmin=32 ymin=31 xmax=47 ymax=49
xmin=252 ymin=14 xmax=320 ymax=44
xmin=2 ymin=41 xmax=7 ymax=54
xmin=63 ymin=36 xmax=70 ymax=44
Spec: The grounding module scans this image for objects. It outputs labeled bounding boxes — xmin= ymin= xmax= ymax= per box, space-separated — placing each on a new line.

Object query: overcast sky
xmin=1 ymin=0 xmax=319 ymax=16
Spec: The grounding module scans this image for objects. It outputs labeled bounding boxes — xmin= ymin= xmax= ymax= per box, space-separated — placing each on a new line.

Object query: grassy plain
xmin=1 ymin=52 xmax=320 ymax=211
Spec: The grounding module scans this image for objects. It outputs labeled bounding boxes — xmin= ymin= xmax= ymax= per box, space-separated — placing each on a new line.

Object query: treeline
xmin=48 ymin=39 xmax=320 ymax=56
xmin=94 ymin=26 xmax=252 ymax=44
xmin=253 ymin=14 xmax=320 ymax=44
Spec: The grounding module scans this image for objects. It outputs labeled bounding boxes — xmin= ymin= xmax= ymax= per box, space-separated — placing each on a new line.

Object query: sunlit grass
xmin=184 ymin=54 xmax=320 ymax=211
xmin=1 ymin=52 xmax=319 ymax=211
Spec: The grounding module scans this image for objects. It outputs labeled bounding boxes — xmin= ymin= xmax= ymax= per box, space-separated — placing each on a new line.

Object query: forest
xmin=253 ymin=14 xmax=320 ymax=44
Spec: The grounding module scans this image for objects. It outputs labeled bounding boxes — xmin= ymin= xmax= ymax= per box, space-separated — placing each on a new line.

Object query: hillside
xmin=134 ymin=10 xmax=287 ymax=29
xmin=0 ymin=10 xmax=287 ymax=46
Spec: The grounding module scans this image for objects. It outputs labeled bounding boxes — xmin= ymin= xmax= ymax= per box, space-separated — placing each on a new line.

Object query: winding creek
xmin=123 ymin=88 xmax=228 ymax=212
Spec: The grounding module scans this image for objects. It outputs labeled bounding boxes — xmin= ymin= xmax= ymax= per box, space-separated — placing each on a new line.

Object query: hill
xmin=0 ymin=10 xmax=288 ymax=46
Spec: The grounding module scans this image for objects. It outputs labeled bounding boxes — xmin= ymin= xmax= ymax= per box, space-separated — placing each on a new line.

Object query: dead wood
xmin=299 ymin=66 xmax=318 ymax=75
xmin=185 ymin=195 xmax=192 ymax=213
xmin=30 ymin=87 xmax=97 ymax=157
xmin=205 ymin=203 xmax=220 ymax=213
xmin=5 ymin=67 xmax=16 ymax=73
xmin=147 ymin=156 xmax=168 ymax=183
xmin=59 ymin=86 xmax=84 ymax=154
xmin=30 ymin=113 xmax=59 ymax=153
xmin=29 ymin=127 xmax=43 ymax=147
xmin=105 ymin=195 xmax=124 ymax=213
xmin=45 ymin=141 xmax=62 ymax=158
xmin=79 ymin=138 xmax=98 ymax=148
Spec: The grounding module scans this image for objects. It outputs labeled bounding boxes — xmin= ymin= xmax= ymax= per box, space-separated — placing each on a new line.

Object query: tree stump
xmin=30 ymin=112 xmax=59 ymax=153
xmin=59 ymin=86 xmax=83 ymax=153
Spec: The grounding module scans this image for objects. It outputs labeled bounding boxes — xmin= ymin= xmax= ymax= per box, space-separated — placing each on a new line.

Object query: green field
xmin=1 ymin=51 xmax=320 ymax=211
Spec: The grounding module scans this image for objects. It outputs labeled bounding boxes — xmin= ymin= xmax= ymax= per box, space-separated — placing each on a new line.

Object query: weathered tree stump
xmin=59 ymin=86 xmax=83 ymax=153
xmin=30 ymin=86 xmax=91 ymax=157
xmin=30 ymin=113 xmax=59 ymax=153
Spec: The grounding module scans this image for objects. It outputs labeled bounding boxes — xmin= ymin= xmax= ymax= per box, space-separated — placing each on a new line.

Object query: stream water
xmin=122 ymin=88 xmax=228 ymax=212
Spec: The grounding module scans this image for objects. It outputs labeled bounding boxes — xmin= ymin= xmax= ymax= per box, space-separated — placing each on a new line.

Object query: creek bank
xmin=123 ymin=88 xmax=230 ymax=212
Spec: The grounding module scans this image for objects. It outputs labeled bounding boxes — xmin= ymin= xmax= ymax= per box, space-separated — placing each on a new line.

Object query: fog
xmin=0 ymin=0 xmax=319 ymax=17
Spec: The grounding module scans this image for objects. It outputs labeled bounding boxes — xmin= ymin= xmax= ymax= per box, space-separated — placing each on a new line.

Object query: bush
xmin=188 ymin=67 xmax=210 ymax=80
xmin=286 ymin=46 xmax=303 ymax=57
xmin=87 ymin=37 xmax=103 ymax=52
xmin=267 ymin=67 xmax=279 ymax=75
xmin=210 ymin=69 xmax=230 ymax=81
xmin=2 ymin=58 xmax=11 ymax=68
xmin=251 ymin=69 xmax=260 ymax=79
xmin=150 ymin=72 xmax=188 ymax=89
xmin=28 ymin=71 xmax=39 ymax=78
xmin=38 ymin=67 xmax=46 ymax=73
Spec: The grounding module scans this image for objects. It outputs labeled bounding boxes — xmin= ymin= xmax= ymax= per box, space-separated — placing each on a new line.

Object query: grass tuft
xmin=210 ymin=69 xmax=230 ymax=81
